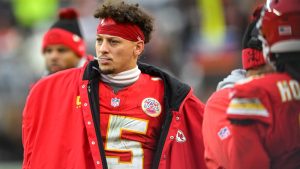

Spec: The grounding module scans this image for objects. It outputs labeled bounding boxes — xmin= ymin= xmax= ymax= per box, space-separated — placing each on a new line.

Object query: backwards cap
xmin=242 ymin=5 xmax=266 ymax=70
xmin=42 ymin=8 xmax=85 ymax=57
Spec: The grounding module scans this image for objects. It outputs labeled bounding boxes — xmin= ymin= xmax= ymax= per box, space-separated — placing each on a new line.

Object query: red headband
xmin=242 ymin=48 xmax=266 ymax=70
xmin=97 ymin=18 xmax=144 ymax=42
xmin=42 ymin=28 xmax=85 ymax=57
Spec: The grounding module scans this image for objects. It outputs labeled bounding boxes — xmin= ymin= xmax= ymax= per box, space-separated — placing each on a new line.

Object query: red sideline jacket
xmin=22 ymin=61 xmax=207 ymax=169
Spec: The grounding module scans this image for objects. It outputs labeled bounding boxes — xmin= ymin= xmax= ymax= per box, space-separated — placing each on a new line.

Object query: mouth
xmin=96 ymin=56 xmax=112 ymax=64
xmin=49 ymin=64 xmax=62 ymax=73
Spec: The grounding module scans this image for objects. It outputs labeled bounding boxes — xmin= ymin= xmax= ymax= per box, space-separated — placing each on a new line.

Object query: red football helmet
xmin=259 ymin=0 xmax=300 ymax=56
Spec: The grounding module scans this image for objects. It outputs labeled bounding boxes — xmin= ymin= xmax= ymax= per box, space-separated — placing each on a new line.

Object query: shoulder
xmin=140 ymin=73 xmax=164 ymax=84
xmin=30 ymin=67 xmax=83 ymax=95
xmin=138 ymin=62 xmax=190 ymax=91
xmin=226 ymin=73 xmax=291 ymax=123
xmin=235 ymin=72 xmax=290 ymax=88
xmin=207 ymin=88 xmax=231 ymax=104
xmin=205 ymin=88 xmax=230 ymax=114
xmin=180 ymin=89 xmax=205 ymax=114
xmin=231 ymin=73 xmax=291 ymax=99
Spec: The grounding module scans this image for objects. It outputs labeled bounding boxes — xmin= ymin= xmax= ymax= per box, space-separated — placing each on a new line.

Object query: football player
xmin=204 ymin=0 xmax=300 ymax=168
xmin=22 ymin=1 xmax=207 ymax=169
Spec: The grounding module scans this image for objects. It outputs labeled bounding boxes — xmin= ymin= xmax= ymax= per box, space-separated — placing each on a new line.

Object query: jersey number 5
xmin=105 ymin=115 xmax=149 ymax=168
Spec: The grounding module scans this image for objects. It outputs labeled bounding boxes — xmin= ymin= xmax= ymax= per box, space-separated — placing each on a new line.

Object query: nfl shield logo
xmin=218 ymin=126 xmax=231 ymax=140
xmin=111 ymin=98 xmax=120 ymax=107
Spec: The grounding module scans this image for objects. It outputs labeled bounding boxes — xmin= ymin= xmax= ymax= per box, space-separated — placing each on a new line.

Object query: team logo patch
xmin=111 ymin=97 xmax=120 ymax=107
xmin=76 ymin=96 xmax=81 ymax=108
xmin=141 ymin=98 xmax=161 ymax=117
xmin=218 ymin=126 xmax=231 ymax=140
xmin=176 ymin=130 xmax=186 ymax=143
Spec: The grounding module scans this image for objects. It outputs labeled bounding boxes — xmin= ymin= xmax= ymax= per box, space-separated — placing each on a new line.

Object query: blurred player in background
xmin=204 ymin=0 xmax=300 ymax=168
xmin=42 ymin=7 xmax=90 ymax=76
xmin=202 ymin=4 xmax=275 ymax=169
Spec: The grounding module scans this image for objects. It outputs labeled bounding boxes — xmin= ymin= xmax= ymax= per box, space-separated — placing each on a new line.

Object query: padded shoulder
xmin=225 ymin=78 xmax=273 ymax=124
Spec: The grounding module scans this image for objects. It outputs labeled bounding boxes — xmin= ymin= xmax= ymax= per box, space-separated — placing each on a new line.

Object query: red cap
xmin=42 ymin=8 xmax=85 ymax=57
xmin=42 ymin=28 xmax=85 ymax=57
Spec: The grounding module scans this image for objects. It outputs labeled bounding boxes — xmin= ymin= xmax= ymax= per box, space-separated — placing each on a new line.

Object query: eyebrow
xmin=96 ymin=35 xmax=121 ymax=40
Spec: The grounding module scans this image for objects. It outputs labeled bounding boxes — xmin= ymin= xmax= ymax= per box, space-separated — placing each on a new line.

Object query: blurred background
xmin=0 ymin=0 xmax=263 ymax=168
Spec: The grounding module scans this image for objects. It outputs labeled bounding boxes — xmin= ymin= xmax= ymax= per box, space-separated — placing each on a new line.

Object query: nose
xmin=45 ymin=50 xmax=60 ymax=61
xmin=49 ymin=51 xmax=60 ymax=60
xmin=97 ymin=40 xmax=109 ymax=54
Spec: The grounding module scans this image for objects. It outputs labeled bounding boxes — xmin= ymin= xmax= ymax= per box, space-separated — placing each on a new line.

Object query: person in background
xmin=202 ymin=5 xmax=274 ymax=169
xmin=216 ymin=4 xmax=273 ymax=91
xmin=22 ymin=1 xmax=207 ymax=169
xmin=204 ymin=0 xmax=300 ymax=168
xmin=42 ymin=7 xmax=90 ymax=76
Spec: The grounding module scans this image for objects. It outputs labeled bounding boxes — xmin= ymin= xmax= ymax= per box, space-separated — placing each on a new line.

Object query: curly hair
xmin=94 ymin=0 xmax=154 ymax=43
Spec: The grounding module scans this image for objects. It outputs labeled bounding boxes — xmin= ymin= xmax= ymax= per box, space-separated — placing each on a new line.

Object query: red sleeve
xmin=182 ymin=93 xmax=207 ymax=169
xmin=203 ymin=88 xmax=270 ymax=169
xmin=203 ymin=89 xmax=231 ymax=169
xmin=22 ymin=88 xmax=37 ymax=169
xmin=225 ymin=81 xmax=272 ymax=169
xmin=226 ymin=78 xmax=273 ymax=124
xmin=226 ymin=123 xmax=270 ymax=169
xmin=160 ymin=91 xmax=207 ymax=169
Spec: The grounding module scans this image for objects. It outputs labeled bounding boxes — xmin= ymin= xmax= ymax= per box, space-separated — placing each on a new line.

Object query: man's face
xmin=44 ymin=45 xmax=80 ymax=74
xmin=95 ymin=34 xmax=144 ymax=75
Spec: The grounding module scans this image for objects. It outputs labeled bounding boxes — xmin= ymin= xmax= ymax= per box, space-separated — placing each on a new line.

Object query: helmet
xmin=259 ymin=0 xmax=300 ymax=55
xmin=258 ymin=0 xmax=300 ymax=80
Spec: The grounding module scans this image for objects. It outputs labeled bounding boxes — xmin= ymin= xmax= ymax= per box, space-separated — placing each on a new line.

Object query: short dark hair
xmin=94 ymin=0 xmax=154 ymax=43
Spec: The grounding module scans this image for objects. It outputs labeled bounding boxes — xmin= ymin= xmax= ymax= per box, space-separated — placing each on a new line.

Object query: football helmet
xmin=258 ymin=0 xmax=300 ymax=55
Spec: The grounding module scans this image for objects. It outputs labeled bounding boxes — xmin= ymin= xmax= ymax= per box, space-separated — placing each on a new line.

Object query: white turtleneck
xmin=101 ymin=66 xmax=141 ymax=92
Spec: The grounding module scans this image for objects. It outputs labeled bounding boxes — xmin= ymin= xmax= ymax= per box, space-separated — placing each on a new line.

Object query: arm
xmin=182 ymin=93 xmax=207 ymax=169
xmin=202 ymin=88 xmax=270 ymax=169
xmin=159 ymin=90 xmax=207 ymax=169
xmin=226 ymin=121 xmax=270 ymax=169
xmin=203 ymin=89 xmax=270 ymax=169
xmin=202 ymin=88 xmax=231 ymax=169
xmin=225 ymin=84 xmax=272 ymax=169
xmin=22 ymin=85 xmax=41 ymax=169
xmin=22 ymin=94 xmax=34 ymax=169
xmin=169 ymin=92 xmax=207 ymax=169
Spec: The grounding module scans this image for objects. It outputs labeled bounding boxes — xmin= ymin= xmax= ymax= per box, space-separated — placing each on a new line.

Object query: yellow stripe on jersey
xmin=227 ymin=98 xmax=269 ymax=117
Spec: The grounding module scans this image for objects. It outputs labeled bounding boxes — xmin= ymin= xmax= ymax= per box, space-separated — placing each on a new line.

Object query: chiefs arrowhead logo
xmin=176 ymin=129 xmax=186 ymax=143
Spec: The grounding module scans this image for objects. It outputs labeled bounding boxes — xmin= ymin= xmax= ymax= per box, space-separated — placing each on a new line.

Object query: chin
xmin=100 ymin=68 xmax=115 ymax=75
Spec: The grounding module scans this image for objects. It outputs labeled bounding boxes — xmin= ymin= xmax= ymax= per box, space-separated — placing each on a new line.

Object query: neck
xmin=101 ymin=66 xmax=141 ymax=87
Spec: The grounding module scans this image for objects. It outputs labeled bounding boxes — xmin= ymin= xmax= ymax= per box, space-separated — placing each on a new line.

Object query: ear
xmin=134 ymin=41 xmax=144 ymax=57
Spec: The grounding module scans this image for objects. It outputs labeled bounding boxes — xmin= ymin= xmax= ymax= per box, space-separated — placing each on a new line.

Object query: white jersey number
xmin=105 ymin=115 xmax=148 ymax=169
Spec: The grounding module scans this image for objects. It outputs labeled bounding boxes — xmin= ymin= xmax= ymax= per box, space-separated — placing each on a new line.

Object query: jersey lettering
xmin=105 ymin=115 xmax=149 ymax=168
xmin=277 ymin=80 xmax=300 ymax=102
